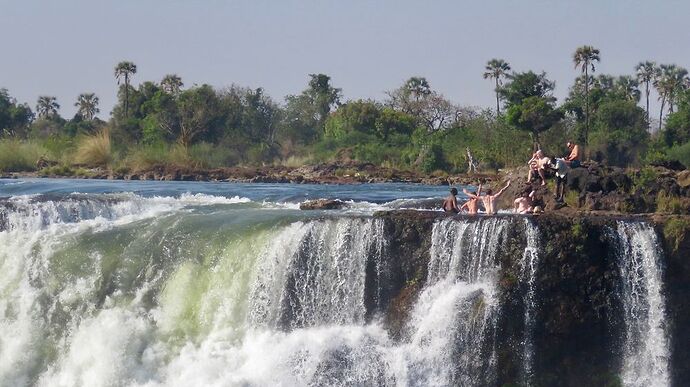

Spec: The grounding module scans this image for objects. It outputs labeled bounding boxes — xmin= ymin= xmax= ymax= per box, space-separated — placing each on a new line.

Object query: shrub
xmin=74 ymin=129 xmax=112 ymax=167
xmin=0 ymin=139 xmax=49 ymax=172
xmin=666 ymin=141 xmax=690 ymax=168
xmin=188 ymin=142 xmax=241 ymax=168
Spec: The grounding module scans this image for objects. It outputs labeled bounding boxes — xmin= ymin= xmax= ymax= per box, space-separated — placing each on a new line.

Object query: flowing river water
xmin=0 ymin=178 xmax=672 ymax=386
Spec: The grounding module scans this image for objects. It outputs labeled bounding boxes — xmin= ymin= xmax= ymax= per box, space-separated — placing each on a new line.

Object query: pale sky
xmin=1 ymin=0 xmax=689 ymax=119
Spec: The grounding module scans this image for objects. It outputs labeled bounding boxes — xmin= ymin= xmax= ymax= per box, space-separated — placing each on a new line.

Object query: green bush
xmin=188 ymin=142 xmax=241 ymax=168
xmin=666 ymin=141 xmax=690 ymax=168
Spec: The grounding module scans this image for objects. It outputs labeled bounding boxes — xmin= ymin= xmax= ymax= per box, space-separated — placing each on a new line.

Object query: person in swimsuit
xmin=442 ymin=187 xmax=461 ymax=213
xmin=465 ymin=181 xmax=511 ymax=215
xmin=461 ymin=184 xmax=482 ymax=215
xmin=514 ymin=189 xmax=535 ymax=214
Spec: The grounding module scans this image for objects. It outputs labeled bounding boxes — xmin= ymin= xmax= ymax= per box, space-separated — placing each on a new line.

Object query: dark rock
xmin=299 ymin=199 xmax=346 ymax=210
xmin=651 ymin=159 xmax=687 ymax=171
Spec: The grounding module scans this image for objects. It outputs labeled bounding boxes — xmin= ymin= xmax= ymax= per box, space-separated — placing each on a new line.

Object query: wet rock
xmin=299 ymin=199 xmax=346 ymax=210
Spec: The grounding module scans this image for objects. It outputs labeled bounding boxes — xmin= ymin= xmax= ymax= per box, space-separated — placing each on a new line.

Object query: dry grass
xmin=74 ymin=129 xmax=112 ymax=167
xmin=0 ymin=139 xmax=49 ymax=172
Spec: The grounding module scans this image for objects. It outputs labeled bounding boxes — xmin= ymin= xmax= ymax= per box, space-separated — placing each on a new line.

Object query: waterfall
xmin=615 ymin=221 xmax=670 ymax=387
xmin=249 ymin=218 xmax=386 ymax=329
xmin=520 ymin=218 xmax=540 ymax=385
xmin=401 ymin=217 xmax=508 ymax=386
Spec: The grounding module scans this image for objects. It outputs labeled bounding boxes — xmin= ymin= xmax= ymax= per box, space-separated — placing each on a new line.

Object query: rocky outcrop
xmin=299 ymin=199 xmax=346 ymax=210
xmin=495 ymin=162 xmax=690 ymax=215
xmin=372 ymin=210 xmax=690 ymax=386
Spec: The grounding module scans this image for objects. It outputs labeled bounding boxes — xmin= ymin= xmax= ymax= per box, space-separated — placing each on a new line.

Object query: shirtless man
xmin=442 ymin=188 xmax=461 ymax=213
xmin=514 ymin=190 xmax=535 ymax=214
xmin=461 ymin=184 xmax=482 ymax=215
xmin=564 ymin=141 xmax=581 ymax=168
xmin=465 ymin=181 xmax=511 ymax=215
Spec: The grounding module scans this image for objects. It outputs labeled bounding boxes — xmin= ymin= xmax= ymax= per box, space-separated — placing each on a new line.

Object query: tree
xmin=498 ymin=71 xmax=556 ymax=107
xmin=573 ymin=45 xmax=601 ymax=147
xmin=386 ymin=76 xmax=432 ymax=116
xmin=613 ymin=76 xmax=641 ymax=102
xmin=114 ymin=61 xmax=137 ymax=118
xmin=505 ymin=96 xmax=563 ymax=146
xmin=36 ymin=96 xmax=60 ymax=118
xmin=308 ymin=73 xmax=342 ymax=130
xmin=170 ymin=85 xmax=222 ymax=148
xmin=0 ymin=89 xmax=33 ymax=137
xmin=161 ymin=74 xmax=184 ymax=95
xmin=74 ymin=93 xmax=100 ymax=120
xmin=654 ymin=64 xmax=689 ymax=131
xmin=483 ymin=59 xmax=511 ymax=115
xmin=635 ymin=61 xmax=659 ymax=121
xmin=589 ymin=99 xmax=649 ymax=166
xmin=663 ymin=89 xmax=690 ymax=147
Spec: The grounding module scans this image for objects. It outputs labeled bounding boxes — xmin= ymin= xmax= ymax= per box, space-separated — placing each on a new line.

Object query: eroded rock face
xmin=371 ymin=211 xmax=690 ymax=386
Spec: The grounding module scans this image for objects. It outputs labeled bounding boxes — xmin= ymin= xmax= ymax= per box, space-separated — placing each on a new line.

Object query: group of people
xmin=442 ymin=180 xmax=512 ymax=215
xmin=442 ymin=141 xmax=582 ymax=215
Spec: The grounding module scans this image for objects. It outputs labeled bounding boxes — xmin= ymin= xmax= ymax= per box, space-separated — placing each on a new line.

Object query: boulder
xmin=299 ymin=199 xmax=346 ymax=210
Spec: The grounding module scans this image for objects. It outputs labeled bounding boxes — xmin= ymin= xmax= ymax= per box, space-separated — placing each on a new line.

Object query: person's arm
xmin=494 ymin=181 xmax=511 ymax=198
xmin=462 ymin=188 xmax=478 ymax=199
xmin=513 ymin=198 xmax=520 ymax=212
xmin=460 ymin=201 xmax=469 ymax=212
xmin=476 ymin=183 xmax=482 ymax=197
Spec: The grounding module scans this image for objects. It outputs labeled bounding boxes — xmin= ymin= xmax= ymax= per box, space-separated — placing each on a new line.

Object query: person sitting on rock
xmin=442 ymin=187 xmax=461 ymax=213
xmin=465 ymin=181 xmax=511 ymax=215
xmin=564 ymin=141 xmax=581 ymax=168
xmin=461 ymin=184 xmax=482 ymax=215
xmin=527 ymin=150 xmax=552 ymax=186
xmin=514 ymin=189 xmax=535 ymax=214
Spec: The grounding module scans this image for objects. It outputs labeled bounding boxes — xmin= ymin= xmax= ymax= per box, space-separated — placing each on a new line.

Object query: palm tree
xmin=483 ymin=58 xmax=511 ymax=115
xmin=161 ymin=74 xmax=184 ymax=95
xmin=667 ymin=66 xmax=688 ymax=113
xmin=635 ymin=61 xmax=659 ymax=121
xmin=114 ymin=61 xmax=137 ymax=117
xmin=654 ymin=65 xmax=689 ymax=130
xmin=615 ymin=76 xmax=641 ymax=102
xmin=74 ymin=93 xmax=100 ymax=120
xmin=573 ymin=45 xmax=601 ymax=146
xmin=36 ymin=96 xmax=60 ymax=118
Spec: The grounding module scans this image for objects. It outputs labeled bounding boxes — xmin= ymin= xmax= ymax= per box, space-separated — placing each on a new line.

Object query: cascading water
xmin=520 ymin=218 xmax=540 ymax=386
xmin=615 ymin=221 xmax=670 ymax=387
xmin=0 ymin=189 xmax=517 ymax=387
xmin=414 ymin=217 xmax=508 ymax=386
xmin=1 ymin=180 xmax=681 ymax=387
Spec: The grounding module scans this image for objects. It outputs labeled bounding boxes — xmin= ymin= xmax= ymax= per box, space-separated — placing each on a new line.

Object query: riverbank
xmin=1 ymin=161 xmax=497 ymax=186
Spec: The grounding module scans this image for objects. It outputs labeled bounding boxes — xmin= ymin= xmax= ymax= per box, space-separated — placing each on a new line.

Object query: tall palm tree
xmin=114 ymin=61 xmax=137 ymax=117
xmin=667 ymin=66 xmax=688 ymax=113
xmin=161 ymin=74 xmax=184 ymax=95
xmin=483 ymin=59 xmax=511 ymax=115
xmin=635 ymin=61 xmax=659 ymax=121
xmin=573 ymin=45 xmax=601 ymax=146
xmin=654 ymin=65 xmax=689 ymax=130
xmin=36 ymin=96 xmax=60 ymax=118
xmin=74 ymin=93 xmax=100 ymax=120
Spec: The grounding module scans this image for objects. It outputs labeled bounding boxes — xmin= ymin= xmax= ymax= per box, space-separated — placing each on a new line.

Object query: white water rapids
xmin=0 ymin=193 xmax=674 ymax=386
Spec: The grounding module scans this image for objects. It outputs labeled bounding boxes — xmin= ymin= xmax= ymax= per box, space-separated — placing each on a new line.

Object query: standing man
xmin=564 ymin=141 xmax=581 ymax=168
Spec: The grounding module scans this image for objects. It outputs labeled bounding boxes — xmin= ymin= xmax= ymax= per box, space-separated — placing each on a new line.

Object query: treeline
xmin=1 ymin=46 xmax=690 ymax=174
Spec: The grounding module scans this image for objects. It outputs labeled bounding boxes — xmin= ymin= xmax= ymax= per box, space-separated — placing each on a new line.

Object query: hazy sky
xmin=1 ymin=0 xmax=689 ymax=118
